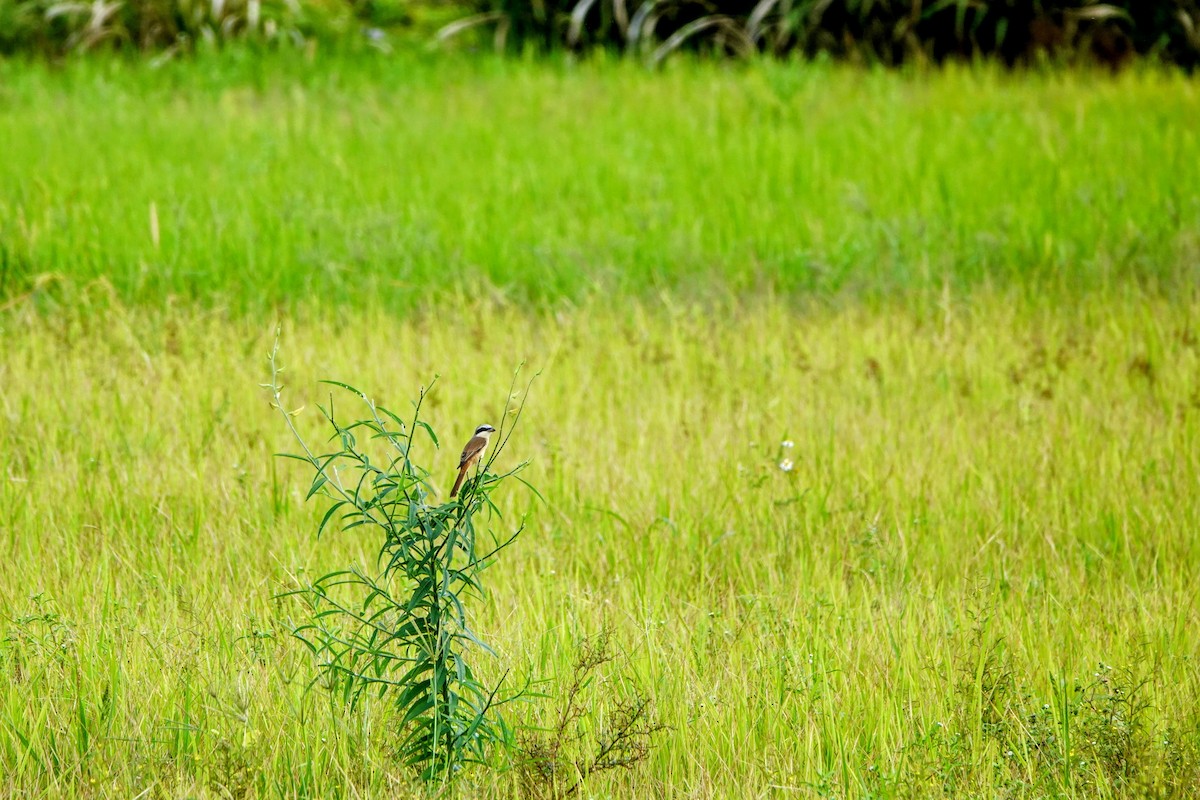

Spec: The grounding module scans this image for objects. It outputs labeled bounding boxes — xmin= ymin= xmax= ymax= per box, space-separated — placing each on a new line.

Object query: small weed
xmin=519 ymin=629 xmax=667 ymax=798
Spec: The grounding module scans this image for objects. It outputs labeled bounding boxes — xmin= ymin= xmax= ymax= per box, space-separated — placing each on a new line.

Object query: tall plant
xmin=265 ymin=341 xmax=535 ymax=782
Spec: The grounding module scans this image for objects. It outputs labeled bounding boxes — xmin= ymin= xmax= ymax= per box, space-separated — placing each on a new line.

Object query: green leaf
xmin=306 ymin=474 xmax=328 ymax=501
xmin=514 ymin=473 xmax=547 ymax=502
xmin=414 ymin=419 xmax=439 ymax=447
xmin=454 ymin=626 xmax=498 ymax=657
xmin=274 ymin=452 xmax=316 ymax=465
xmin=319 ymin=379 xmax=365 ymax=396
xmin=399 ymin=694 xmax=436 ymax=728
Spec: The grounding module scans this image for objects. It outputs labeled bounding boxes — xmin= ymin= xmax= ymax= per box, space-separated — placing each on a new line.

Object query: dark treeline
xmin=1 ymin=0 xmax=1197 ymax=67
xmin=477 ymin=0 xmax=1199 ymax=68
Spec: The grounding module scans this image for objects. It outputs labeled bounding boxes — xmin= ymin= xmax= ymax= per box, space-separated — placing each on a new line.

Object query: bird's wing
xmin=457 ymin=434 xmax=488 ymax=468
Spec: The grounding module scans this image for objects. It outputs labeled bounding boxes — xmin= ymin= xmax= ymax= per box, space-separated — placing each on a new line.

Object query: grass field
xmin=1 ymin=54 xmax=1198 ymax=308
xmin=2 ymin=53 xmax=1200 ymax=799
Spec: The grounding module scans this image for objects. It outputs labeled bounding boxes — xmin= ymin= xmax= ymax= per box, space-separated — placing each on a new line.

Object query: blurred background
xmin=1 ymin=0 xmax=1197 ymax=67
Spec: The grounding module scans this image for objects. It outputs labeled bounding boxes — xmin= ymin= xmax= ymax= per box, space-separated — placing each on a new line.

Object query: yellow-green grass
xmin=3 ymin=48 xmax=1200 ymax=798
xmin=0 ymin=54 xmax=1198 ymax=309
xmin=2 ymin=287 xmax=1198 ymax=797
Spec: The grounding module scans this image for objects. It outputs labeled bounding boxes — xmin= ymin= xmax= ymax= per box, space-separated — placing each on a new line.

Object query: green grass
xmin=2 ymin=52 xmax=1200 ymax=798
xmin=0 ymin=53 xmax=1198 ymax=309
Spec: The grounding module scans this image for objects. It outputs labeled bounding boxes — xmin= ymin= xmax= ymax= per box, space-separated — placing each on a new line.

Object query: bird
xmin=450 ymin=424 xmax=496 ymax=498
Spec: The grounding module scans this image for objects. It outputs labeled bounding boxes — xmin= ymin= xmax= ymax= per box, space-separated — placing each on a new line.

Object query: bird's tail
xmin=450 ymin=465 xmax=469 ymax=497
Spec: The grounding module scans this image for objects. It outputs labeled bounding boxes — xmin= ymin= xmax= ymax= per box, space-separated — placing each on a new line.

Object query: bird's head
xmin=474 ymin=424 xmax=496 ymax=436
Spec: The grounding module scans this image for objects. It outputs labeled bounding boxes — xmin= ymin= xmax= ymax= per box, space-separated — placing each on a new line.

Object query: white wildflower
xmin=779 ymin=459 xmax=794 ymax=472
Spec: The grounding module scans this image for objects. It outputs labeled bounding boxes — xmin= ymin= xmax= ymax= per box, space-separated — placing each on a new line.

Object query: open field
xmin=2 ymin=55 xmax=1200 ymax=798
xmin=4 ymin=292 xmax=1200 ymax=798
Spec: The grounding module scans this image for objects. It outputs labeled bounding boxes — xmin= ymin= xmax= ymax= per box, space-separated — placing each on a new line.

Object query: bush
xmin=446 ymin=0 xmax=1200 ymax=68
xmin=0 ymin=0 xmax=360 ymax=56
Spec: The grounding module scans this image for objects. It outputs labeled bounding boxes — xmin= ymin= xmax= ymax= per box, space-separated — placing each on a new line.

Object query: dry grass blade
xmin=1180 ymin=11 xmax=1200 ymax=49
xmin=494 ymin=16 xmax=511 ymax=50
xmin=568 ymin=0 xmax=602 ymax=47
xmin=611 ymin=0 xmax=630 ymax=38
xmin=1066 ymin=3 xmax=1131 ymax=22
xmin=649 ymin=14 xmax=753 ymax=65
xmin=43 ymin=2 xmax=90 ymax=19
xmin=435 ymin=11 xmax=507 ymax=43
xmin=745 ymin=0 xmax=781 ymax=44
xmin=626 ymin=0 xmax=657 ymax=48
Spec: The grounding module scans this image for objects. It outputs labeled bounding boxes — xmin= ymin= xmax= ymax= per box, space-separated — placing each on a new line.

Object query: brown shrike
xmin=450 ymin=424 xmax=496 ymax=497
